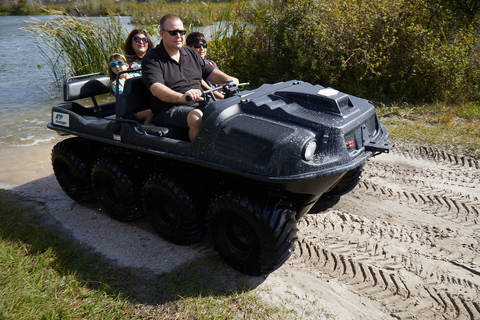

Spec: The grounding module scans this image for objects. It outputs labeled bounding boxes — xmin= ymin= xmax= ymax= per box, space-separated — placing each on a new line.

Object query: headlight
xmin=303 ymin=140 xmax=317 ymax=161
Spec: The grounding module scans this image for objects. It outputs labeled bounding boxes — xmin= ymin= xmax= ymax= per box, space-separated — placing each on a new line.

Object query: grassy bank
xmin=376 ymin=102 xmax=480 ymax=158
xmin=0 ymin=192 xmax=298 ymax=319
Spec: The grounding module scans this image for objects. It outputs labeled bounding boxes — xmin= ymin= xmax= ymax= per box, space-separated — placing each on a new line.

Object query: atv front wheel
xmin=142 ymin=174 xmax=204 ymax=245
xmin=208 ymin=193 xmax=298 ymax=276
xmin=91 ymin=158 xmax=143 ymax=221
xmin=323 ymin=165 xmax=363 ymax=198
xmin=51 ymin=138 xmax=96 ymax=202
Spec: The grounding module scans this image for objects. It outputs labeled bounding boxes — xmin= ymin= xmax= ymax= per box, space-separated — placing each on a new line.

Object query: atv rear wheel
xmin=91 ymin=158 xmax=143 ymax=221
xmin=208 ymin=193 xmax=298 ymax=276
xmin=142 ymin=174 xmax=204 ymax=245
xmin=51 ymin=138 xmax=96 ymax=202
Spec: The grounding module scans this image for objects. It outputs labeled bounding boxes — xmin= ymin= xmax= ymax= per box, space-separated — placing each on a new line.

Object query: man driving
xmin=142 ymin=13 xmax=239 ymax=141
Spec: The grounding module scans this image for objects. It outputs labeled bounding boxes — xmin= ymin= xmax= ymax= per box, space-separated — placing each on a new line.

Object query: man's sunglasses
xmin=109 ymin=61 xmax=126 ymax=68
xmin=162 ymin=29 xmax=187 ymax=36
xmin=133 ymin=36 xmax=148 ymax=44
xmin=190 ymin=43 xmax=207 ymax=49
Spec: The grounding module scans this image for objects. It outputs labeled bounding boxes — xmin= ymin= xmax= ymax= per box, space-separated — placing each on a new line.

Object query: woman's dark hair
xmin=124 ymin=28 xmax=153 ymax=63
xmin=186 ymin=32 xmax=207 ymax=46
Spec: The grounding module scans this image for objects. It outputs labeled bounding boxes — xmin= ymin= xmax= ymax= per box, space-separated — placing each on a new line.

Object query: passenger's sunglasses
xmin=190 ymin=43 xmax=207 ymax=49
xmin=133 ymin=36 xmax=148 ymax=44
xmin=162 ymin=29 xmax=187 ymax=36
xmin=109 ymin=61 xmax=126 ymax=68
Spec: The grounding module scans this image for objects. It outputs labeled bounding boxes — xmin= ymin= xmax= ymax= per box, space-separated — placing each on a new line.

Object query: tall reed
xmin=23 ymin=9 xmax=126 ymax=88
xmin=130 ymin=1 xmax=232 ymax=28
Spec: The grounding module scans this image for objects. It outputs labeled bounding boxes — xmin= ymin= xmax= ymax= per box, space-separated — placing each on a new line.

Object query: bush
xmin=211 ymin=0 xmax=480 ymax=103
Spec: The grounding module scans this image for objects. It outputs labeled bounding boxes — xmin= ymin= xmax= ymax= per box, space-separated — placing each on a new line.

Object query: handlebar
xmin=186 ymin=81 xmax=249 ymax=102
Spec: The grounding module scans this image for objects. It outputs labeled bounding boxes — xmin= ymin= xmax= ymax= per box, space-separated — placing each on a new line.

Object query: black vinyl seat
xmin=117 ymin=77 xmax=189 ymax=140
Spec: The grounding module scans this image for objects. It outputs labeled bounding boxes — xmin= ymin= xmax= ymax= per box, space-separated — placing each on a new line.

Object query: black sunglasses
xmin=190 ymin=43 xmax=207 ymax=49
xmin=162 ymin=29 xmax=187 ymax=36
xmin=133 ymin=36 xmax=148 ymax=44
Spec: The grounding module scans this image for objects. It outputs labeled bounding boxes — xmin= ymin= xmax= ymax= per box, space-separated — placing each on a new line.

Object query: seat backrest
xmin=63 ymin=74 xmax=111 ymax=101
xmin=116 ymin=76 xmax=152 ymax=118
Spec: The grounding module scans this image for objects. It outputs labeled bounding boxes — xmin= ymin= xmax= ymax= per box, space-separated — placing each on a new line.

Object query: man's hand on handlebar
xmin=184 ymin=81 xmax=249 ymax=102
xmin=184 ymin=89 xmax=204 ymax=103
xmin=228 ymin=77 xmax=240 ymax=86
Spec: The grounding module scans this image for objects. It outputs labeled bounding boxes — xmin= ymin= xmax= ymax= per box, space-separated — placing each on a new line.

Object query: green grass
xmin=376 ymin=102 xmax=480 ymax=158
xmin=0 ymin=191 xmax=298 ymax=319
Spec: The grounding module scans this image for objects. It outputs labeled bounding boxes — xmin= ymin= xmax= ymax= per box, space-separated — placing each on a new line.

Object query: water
xmin=0 ymin=16 xmax=58 ymax=147
xmin=0 ymin=15 xmax=133 ymax=148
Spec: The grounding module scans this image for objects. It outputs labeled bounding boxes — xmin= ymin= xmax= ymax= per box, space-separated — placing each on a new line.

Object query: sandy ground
xmin=1 ymin=141 xmax=479 ymax=319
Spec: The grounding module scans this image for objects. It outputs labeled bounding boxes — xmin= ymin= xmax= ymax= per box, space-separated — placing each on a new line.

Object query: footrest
xmin=142 ymin=124 xmax=170 ymax=137
xmin=142 ymin=124 xmax=189 ymax=141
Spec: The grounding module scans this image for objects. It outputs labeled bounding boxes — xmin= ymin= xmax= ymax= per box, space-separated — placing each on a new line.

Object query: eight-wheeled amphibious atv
xmin=47 ymin=72 xmax=393 ymax=276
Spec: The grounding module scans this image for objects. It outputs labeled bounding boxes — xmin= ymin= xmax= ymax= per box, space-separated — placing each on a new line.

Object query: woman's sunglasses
xmin=190 ymin=43 xmax=208 ymax=49
xmin=162 ymin=29 xmax=187 ymax=36
xmin=133 ymin=36 xmax=148 ymax=44
xmin=109 ymin=61 xmax=126 ymax=68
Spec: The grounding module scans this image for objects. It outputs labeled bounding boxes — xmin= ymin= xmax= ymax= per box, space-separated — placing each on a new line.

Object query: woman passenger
xmin=124 ymin=28 xmax=153 ymax=77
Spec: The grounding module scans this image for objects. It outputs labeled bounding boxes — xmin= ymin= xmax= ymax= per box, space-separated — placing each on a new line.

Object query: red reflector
xmin=346 ymin=140 xmax=354 ymax=148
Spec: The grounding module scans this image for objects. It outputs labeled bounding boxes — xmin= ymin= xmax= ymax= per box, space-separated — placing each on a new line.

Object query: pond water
xmin=0 ymin=15 xmax=134 ymax=148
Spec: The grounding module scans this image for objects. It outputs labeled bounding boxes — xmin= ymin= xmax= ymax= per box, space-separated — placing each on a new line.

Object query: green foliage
xmin=428 ymin=0 xmax=480 ymax=25
xmin=23 ymin=10 xmax=127 ymax=88
xmin=16 ymin=0 xmax=480 ymax=103
xmin=129 ymin=1 xmax=231 ymax=28
xmin=211 ymin=0 xmax=480 ymax=103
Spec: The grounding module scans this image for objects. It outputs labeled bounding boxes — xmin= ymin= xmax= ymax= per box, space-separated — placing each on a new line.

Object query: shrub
xmin=211 ymin=0 xmax=480 ymax=103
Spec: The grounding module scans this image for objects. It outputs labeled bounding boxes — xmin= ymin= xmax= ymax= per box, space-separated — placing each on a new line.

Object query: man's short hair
xmin=186 ymin=32 xmax=207 ymax=46
xmin=159 ymin=14 xmax=181 ymax=30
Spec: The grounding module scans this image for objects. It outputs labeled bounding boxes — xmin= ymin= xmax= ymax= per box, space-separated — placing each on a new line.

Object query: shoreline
xmin=0 ymin=143 xmax=58 ymax=190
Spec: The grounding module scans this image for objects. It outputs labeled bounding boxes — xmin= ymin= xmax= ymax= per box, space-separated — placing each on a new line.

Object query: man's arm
xmin=150 ymin=82 xmax=204 ymax=103
xmin=205 ymin=69 xmax=239 ymax=86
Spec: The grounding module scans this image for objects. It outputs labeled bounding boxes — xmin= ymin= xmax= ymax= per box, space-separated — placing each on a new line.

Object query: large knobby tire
xmin=91 ymin=158 xmax=143 ymax=222
xmin=208 ymin=193 xmax=298 ymax=276
xmin=323 ymin=165 xmax=363 ymax=198
xmin=51 ymin=138 xmax=96 ymax=202
xmin=142 ymin=174 xmax=204 ymax=245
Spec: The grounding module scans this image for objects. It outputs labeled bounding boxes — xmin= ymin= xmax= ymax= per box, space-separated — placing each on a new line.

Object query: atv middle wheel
xmin=208 ymin=193 xmax=298 ymax=276
xmin=91 ymin=158 xmax=143 ymax=222
xmin=142 ymin=173 xmax=204 ymax=245
xmin=51 ymin=138 xmax=96 ymax=202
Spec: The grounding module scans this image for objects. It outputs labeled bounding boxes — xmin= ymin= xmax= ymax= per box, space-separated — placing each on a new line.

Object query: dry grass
xmin=376 ymin=102 xmax=480 ymax=158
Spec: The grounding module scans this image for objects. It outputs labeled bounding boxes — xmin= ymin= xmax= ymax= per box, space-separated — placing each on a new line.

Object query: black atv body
xmin=47 ymin=72 xmax=393 ymax=275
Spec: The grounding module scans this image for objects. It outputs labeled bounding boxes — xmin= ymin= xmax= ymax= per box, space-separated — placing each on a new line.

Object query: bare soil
xmin=1 ymin=141 xmax=479 ymax=319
